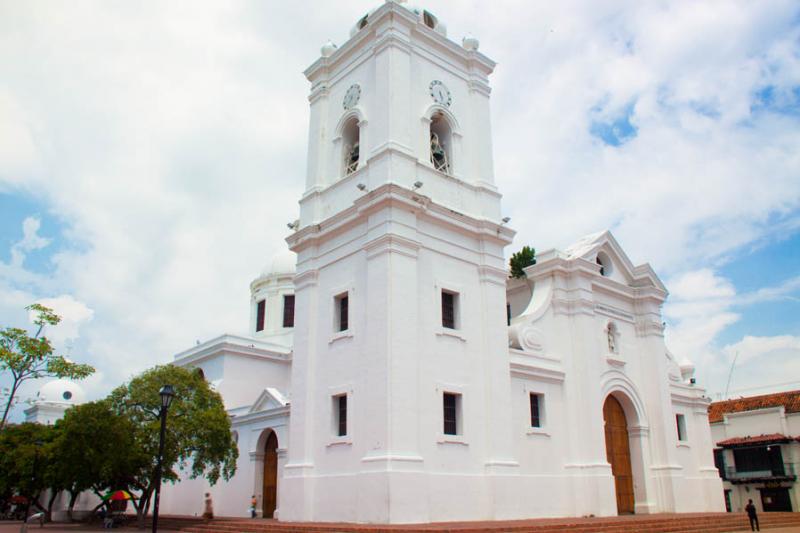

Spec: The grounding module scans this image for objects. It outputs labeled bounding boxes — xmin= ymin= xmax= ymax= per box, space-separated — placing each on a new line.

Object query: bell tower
xmin=282 ymin=0 xmax=517 ymax=523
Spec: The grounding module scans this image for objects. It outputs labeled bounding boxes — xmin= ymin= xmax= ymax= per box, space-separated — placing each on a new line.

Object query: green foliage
xmin=509 ymin=245 xmax=536 ymax=279
xmin=0 ymin=304 xmax=95 ymax=428
xmin=51 ymin=401 xmax=148 ymax=518
xmin=0 ymin=423 xmax=57 ymax=507
xmin=108 ymin=365 xmax=238 ymax=522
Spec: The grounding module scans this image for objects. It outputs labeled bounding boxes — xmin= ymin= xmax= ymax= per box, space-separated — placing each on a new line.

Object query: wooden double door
xmin=263 ymin=432 xmax=278 ymax=518
xmin=603 ymin=395 xmax=635 ymax=514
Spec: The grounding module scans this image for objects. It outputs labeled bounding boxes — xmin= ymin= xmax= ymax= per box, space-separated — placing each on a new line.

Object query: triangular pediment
xmin=564 ymin=230 xmax=666 ymax=292
xmin=248 ymin=387 xmax=289 ymax=414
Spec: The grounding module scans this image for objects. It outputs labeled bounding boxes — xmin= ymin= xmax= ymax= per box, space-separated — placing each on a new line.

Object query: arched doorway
xmin=263 ymin=431 xmax=278 ymax=518
xmin=603 ymin=395 xmax=635 ymax=514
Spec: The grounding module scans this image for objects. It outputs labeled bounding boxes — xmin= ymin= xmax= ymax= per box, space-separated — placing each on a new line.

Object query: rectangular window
xmin=443 ymin=392 xmax=461 ymax=435
xmin=256 ymin=299 xmax=266 ymax=332
xmin=333 ymin=394 xmax=347 ymax=437
xmin=530 ymin=393 xmax=542 ymax=428
xmin=283 ymin=295 xmax=295 ymax=328
xmin=335 ymin=293 xmax=349 ymax=332
xmin=506 ymin=303 xmax=511 ymax=326
xmin=441 ymin=290 xmax=458 ymax=329
xmin=676 ymin=414 xmax=687 ymax=441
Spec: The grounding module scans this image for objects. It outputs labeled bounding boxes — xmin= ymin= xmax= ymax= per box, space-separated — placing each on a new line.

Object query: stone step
xmin=179 ymin=513 xmax=800 ymax=533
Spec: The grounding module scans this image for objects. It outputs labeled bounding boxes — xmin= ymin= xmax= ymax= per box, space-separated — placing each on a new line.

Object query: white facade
xmin=709 ymin=392 xmax=799 ymax=514
xmin=161 ymin=0 xmax=724 ymax=523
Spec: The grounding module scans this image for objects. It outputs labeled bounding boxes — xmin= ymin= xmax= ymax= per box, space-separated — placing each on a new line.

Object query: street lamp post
xmin=151 ymin=385 xmax=175 ymax=533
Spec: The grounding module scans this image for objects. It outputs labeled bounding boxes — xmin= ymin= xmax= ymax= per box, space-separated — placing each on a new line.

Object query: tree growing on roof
xmin=509 ymin=245 xmax=536 ymax=279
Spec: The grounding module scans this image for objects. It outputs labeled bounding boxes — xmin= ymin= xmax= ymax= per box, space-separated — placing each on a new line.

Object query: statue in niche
xmin=607 ymin=324 xmax=618 ymax=354
xmin=344 ymin=141 xmax=359 ymax=175
xmin=430 ymin=132 xmax=449 ymax=173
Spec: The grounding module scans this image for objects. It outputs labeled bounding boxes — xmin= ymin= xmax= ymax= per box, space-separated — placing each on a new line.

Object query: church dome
xmin=36 ymin=379 xmax=86 ymax=405
xmin=262 ymin=249 xmax=297 ymax=277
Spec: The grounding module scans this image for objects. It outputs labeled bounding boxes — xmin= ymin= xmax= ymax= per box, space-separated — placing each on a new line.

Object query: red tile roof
xmin=708 ymin=389 xmax=800 ymax=423
xmin=716 ymin=433 xmax=793 ymax=448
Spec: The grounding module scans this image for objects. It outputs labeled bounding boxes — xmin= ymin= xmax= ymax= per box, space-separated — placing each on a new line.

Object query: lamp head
xmin=159 ymin=384 xmax=175 ymax=409
xmin=412 ymin=181 xmax=423 ymax=190
xmin=356 ymin=183 xmax=367 ymax=191
xmin=502 ymin=217 xmax=511 ymax=224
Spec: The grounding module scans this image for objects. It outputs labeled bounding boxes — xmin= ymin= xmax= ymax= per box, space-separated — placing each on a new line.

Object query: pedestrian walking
xmin=745 ymin=499 xmax=759 ymax=531
xmin=203 ymin=493 xmax=214 ymax=520
xmin=250 ymin=495 xmax=258 ymax=518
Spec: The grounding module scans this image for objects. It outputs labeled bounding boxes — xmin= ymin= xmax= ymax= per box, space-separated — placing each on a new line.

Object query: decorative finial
xmin=462 ymin=34 xmax=479 ymax=51
xmin=321 ymin=40 xmax=337 ymax=58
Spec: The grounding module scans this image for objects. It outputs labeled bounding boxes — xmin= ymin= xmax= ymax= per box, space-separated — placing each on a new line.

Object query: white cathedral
xmin=160 ymin=1 xmax=725 ymax=523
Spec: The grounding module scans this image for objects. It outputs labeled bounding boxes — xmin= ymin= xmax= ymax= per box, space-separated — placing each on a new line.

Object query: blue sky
xmin=1 ymin=0 xmax=799 ymax=418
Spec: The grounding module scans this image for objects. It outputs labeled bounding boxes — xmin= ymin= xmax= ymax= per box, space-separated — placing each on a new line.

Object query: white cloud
xmin=723 ymin=334 xmax=800 ymax=364
xmin=34 ymin=294 xmax=94 ymax=345
xmin=0 ymin=1 xmax=798 ymax=416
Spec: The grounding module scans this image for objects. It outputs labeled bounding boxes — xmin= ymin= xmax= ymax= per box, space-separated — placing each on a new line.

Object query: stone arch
xmin=601 ymin=371 xmax=650 ymax=515
xmin=253 ymin=428 xmax=280 ymax=518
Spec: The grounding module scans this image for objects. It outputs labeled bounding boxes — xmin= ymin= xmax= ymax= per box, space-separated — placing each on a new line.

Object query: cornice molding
xmin=364 ymin=233 xmax=421 ymax=260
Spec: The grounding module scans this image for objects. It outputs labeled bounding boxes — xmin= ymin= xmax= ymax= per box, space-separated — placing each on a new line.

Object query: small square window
xmin=334 ymin=293 xmax=349 ymax=332
xmin=333 ymin=394 xmax=348 ymax=437
xmin=256 ymin=299 xmax=266 ymax=332
xmin=283 ymin=295 xmax=295 ymax=328
xmin=530 ymin=393 xmax=543 ymax=428
xmin=676 ymin=414 xmax=687 ymax=442
xmin=441 ymin=290 xmax=459 ymax=329
xmin=443 ymin=392 xmax=461 ymax=435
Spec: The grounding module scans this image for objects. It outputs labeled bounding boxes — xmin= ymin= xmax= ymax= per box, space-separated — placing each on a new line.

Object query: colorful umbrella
xmin=102 ymin=490 xmax=136 ymax=501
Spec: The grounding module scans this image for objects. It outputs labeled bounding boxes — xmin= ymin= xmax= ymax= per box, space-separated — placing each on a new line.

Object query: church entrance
xmin=263 ymin=431 xmax=278 ymax=518
xmin=603 ymin=395 xmax=635 ymax=514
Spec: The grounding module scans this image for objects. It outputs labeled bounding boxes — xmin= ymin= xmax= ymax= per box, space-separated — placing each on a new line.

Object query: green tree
xmin=0 ymin=304 xmax=95 ymax=428
xmin=51 ymin=401 xmax=148 ymax=521
xmin=107 ymin=365 xmax=238 ymax=527
xmin=0 ymin=423 xmax=57 ymax=518
xmin=509 ymin=245 xmax=536 ymax=279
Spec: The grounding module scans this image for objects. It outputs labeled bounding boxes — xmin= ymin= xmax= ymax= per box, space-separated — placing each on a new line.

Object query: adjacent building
xmin=710 ymin=391 xmax=800 ymax=513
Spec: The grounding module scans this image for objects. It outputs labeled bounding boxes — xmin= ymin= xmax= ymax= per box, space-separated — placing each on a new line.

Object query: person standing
xmin=202 ymin=493 xmax=214 ymax=521
xmin=250 ymin=495 xmax=257 ymax=518
xmin=745 ymin=499 xmax=760 ymax=532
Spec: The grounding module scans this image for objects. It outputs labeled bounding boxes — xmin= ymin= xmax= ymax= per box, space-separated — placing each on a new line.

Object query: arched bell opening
xmin=342 ymin=117 xmax=360 ymax=177
xmin=430 ymin=112 xmax=452 ymax=175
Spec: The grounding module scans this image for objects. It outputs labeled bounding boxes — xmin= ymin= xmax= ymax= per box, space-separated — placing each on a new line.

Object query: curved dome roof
xmin=262 ymin=249 xmax=296 ymax=277
xmin=37 ymin=379 xmax=86 ymax=405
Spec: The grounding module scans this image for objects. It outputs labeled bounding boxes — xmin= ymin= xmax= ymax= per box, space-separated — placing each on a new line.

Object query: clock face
xmin=343 ymin=84 xmax=361 ymax=110
xmin=429 ymin=80 xmax=452 ymax=107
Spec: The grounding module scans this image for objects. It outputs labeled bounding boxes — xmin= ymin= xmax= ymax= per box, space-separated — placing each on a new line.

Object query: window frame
xmin=676 ymin=413 xmax=688 ymax=442
xmin=334 ymin=292 xmax=349 ymax=332
xmin=435 ymin=281 xmax=465 ymax=340
xmin=282 ymin=294 xmax=295 ymax=328
xmin=327 ymin=385 xmax=353 ymax=446
xmin=255 ymin=299 xmax=266 ymax=332
xmin=436 ymin=383 xmax=467 ymax=445
xmin=529 ymin=392 xmax=543 ymax=428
